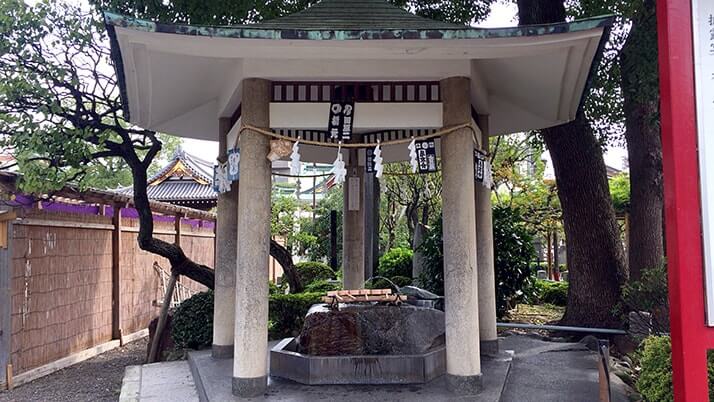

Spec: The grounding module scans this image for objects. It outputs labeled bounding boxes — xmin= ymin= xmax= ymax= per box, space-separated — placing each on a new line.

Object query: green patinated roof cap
xmin=254 ymin=0 xmax=467 ymax=30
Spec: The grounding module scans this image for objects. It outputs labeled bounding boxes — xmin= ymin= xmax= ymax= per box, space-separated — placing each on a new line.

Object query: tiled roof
xmin=148 ymin=148 xmax=214 ymax=184
xmin=255 ymin=0 xmax=466 ymax=30
xmin=135 ymin=180 xmax=216 ymax=201
xmin=119 ymin=148 xmax=217 ymax=203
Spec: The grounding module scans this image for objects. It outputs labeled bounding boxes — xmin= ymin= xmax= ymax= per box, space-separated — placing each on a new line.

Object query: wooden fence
xmin=0 ymin=191 xmax=214 ymax=389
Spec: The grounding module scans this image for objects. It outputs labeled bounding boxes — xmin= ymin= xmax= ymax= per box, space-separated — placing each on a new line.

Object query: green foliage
xmin=92 ymin=0 xmax=494 ymax=26
xmin=366 ymin=275 xmax=412 ymax=291
xmin=532 ymin=280 xmax=568 ymax=306
xmin=619 ymin=263 xmax=669 ymax=333
xmin=377 ymin=247 xmax=413 ymax=279
xmin=268 ymin=292 xmax=323 ymax=339
xmin=295 ymin=261 xmax=335 ymax=286
xmin=381 ymin=162 xmax=442 ymax=250
xmin=303 ymin=279 xmax=341 ymax=294
xmin=416 ymin=218 xmax=444 ymax=296
xmin=171 ymin=291 xmax=214 ymax=350
xmin=390 ymin=275 xmax=413 ymax=288
xmin=493 ymin=206 xmax=537 ymax=317
xmin=490 ymin=134 xmax=562 ymax=244
xmin=418 ymin=207 xmax=535 ymax=318
xmin=0 ymin=1 xmax=183 ymax=194
xmin=635 ymin=336 xmax=673 ymax=402
xmin=271 ymin=195 xmax=316 ymax=254
xmin=634 ymin=335 xmax=714 ymax=402
xmin=300 ymin=189 xmax=343 ymax=265
xmin=269 ymin=280 xmax=287 ymax=295
xmin=609 ymin=173 xmax=631 ymax=214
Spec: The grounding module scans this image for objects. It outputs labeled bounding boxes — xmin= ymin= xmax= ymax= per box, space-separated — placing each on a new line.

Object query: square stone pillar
xmin=440 ymin=77 xmax=482 ymax=394
xmin=343 ymin=148 xmax=366 ymax=289
xmin=233 ymin=78 xmax=271 ymax=398
xmin=475 ymin=116 xmax=498 ymax=355
xmin=212 ymin=117 xmax=238 ymax=358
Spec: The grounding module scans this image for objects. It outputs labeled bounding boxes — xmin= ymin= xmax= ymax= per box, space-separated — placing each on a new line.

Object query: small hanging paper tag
xmin=289 ymin=141 xmax=301 ymax=175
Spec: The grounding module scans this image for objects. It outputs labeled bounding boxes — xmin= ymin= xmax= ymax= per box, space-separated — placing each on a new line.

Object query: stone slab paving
xmin=121 ymin=361 xmax=199 ymax=402
xmin=499 ymin=335 xmax=631 ymax=402
xmin=189 ymin=349 xmax=511 ymax=401
xmin=122 ymin=335 xmax=634 ymax=402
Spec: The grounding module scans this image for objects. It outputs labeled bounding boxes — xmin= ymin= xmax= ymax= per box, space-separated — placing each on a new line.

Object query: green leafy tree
xmin=517 ymin=0 xmax=627 ymax=328
xmin=568 ymin=0 xmax=663 ymax=281
xmin=301 ymin=188 xmax=343 ymax=265
xmin=271 ymin=194 xmax=317 ymax=255
xmin=417 ymin=207 xmax=536 ymax=318
xmin=92 ymin=0 xmax=494 ymax=26
xmin=609 ymin=172 xmax=630 ymax=214
xmin=0 ymin=0 xmax=215 ymax=286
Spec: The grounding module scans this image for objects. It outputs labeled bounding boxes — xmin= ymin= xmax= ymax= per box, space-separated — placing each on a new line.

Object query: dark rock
xmin=297 ymin=304 xmax=445 ymax=356
xmin=400 ymin=286 xmax=441 ymax=300
xmin=579 ymin=335 xmax=599 ymax=351
xmin=147 ymin=313 xmax=175 ymax=361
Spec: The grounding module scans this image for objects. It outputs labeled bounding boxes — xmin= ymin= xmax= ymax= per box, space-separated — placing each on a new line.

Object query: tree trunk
xmin=270 ymin=239 xmax=303 ymax=293
xmin=620 ymin=0 xmax=664 ymax=281
xmin=542 ymin=113 xmax=628 ymax=327
xmin=518 ymin=0 xmax=628 ymax=328
xmin=126 ymin=153 xmax=302 ymax=293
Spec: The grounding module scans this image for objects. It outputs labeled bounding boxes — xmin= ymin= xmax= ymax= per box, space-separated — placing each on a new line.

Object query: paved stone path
xmin=121 ymin=334 xmax=633 ymax=402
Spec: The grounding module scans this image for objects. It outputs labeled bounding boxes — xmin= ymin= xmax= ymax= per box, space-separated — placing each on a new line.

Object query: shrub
xmin=636 ymin=335 xmax=714 ymax=401
xmin=268 ymin=292 xmax=324 ymax=339
xmin=295 ymin=261 xmax=335 ymax=286
xmin=492 ymin=206 xmax=537 ymax=317
xmin=636 ymin=336 xmax=673 ymax=402
xmin=416 ymin=219 xmax=444 ymax=295
xmin=269 ymin=281 xmax=287 ymax=295
xmin=390 ymin=275 xmax=413 ymax=288
xmin=532 ymin=280 xmax=568 ymax=306
xmin=172 ymin=291 xmax=214 ymax=350
xmin=417 ymin=207 xmax=536 ymax=319
xmin=377 ymin=247 xmax=413 ymax=279
xmin=619 ymin=263 xmax=669 ymax=334
xmin=303 ymin=279 xmax=341 ymax=294
xmin=366 ymin=275 xmax=412 ymax=291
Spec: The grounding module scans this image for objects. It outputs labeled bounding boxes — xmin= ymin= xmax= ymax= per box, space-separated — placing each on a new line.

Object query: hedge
xmin=171 ymin=290 xmax=325 ymax=346
xmin=533 ymin=279 xmax=568 ymax=306
xmin=172 ymin=291 xmax=214 ymax=350
xmin=636 ymin=336 xmax=714 ymax=401
xmin=303 ymin=279 xmax=341 ymax=293
xmin=268 ymin=292 xmax=324 ymax=340
xmin=295 ymin=261 xmax=335 ymax=286
xmin=377 ymin=247 xmax=413 ymax=279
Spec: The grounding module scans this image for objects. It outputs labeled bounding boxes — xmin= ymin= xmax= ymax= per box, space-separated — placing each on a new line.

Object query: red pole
xmin=657 ymin=0 xmax=714 ymax=400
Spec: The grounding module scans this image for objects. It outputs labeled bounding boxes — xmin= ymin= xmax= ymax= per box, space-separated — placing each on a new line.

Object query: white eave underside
xmin=113 ymin=26 xmax=605 ymax=140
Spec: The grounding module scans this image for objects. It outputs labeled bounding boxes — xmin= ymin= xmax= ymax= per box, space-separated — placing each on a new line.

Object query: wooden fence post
xmin=111 ymin=204 xmax=123 ymax=344
xmin=0 ymin=211 xmax=14 ymax=390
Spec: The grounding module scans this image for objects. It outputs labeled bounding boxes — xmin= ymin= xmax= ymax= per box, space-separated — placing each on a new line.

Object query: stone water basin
xmin=270 ymin=304 xmax=446 ymax=385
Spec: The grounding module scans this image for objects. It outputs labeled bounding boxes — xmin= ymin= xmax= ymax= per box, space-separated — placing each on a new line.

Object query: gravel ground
xmin=0 ymin=337 xmax=148 ymax=402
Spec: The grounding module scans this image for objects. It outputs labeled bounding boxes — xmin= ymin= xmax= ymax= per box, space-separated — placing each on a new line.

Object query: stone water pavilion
xmin=104 ymin=1 xmax=611 ymax=397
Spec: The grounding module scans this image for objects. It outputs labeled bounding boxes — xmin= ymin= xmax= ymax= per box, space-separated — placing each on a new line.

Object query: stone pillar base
xmin=232 ymin=376 xmax=267 ymax=398
xmin=211 ymin=344 xmax=233 ymax=359
xmin=480 ymin=339 xmax=500 ymax=356
xmin=446 ymin=373 xmax=483 ymax=395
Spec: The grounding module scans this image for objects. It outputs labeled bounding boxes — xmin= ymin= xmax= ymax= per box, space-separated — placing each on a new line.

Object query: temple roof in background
xmin=118 ymin=148 xmax=217 ymax=210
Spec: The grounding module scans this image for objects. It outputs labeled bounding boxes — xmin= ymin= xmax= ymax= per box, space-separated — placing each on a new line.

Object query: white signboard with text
xmin=692 ymin=0 xmax=714 ymax=325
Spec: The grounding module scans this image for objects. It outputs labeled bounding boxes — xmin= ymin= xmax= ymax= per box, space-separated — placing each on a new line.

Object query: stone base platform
xmin=187 ymin=347 xmax=513 ymax=401
xmin=270 ymin=337 xmax=447 ymax=385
